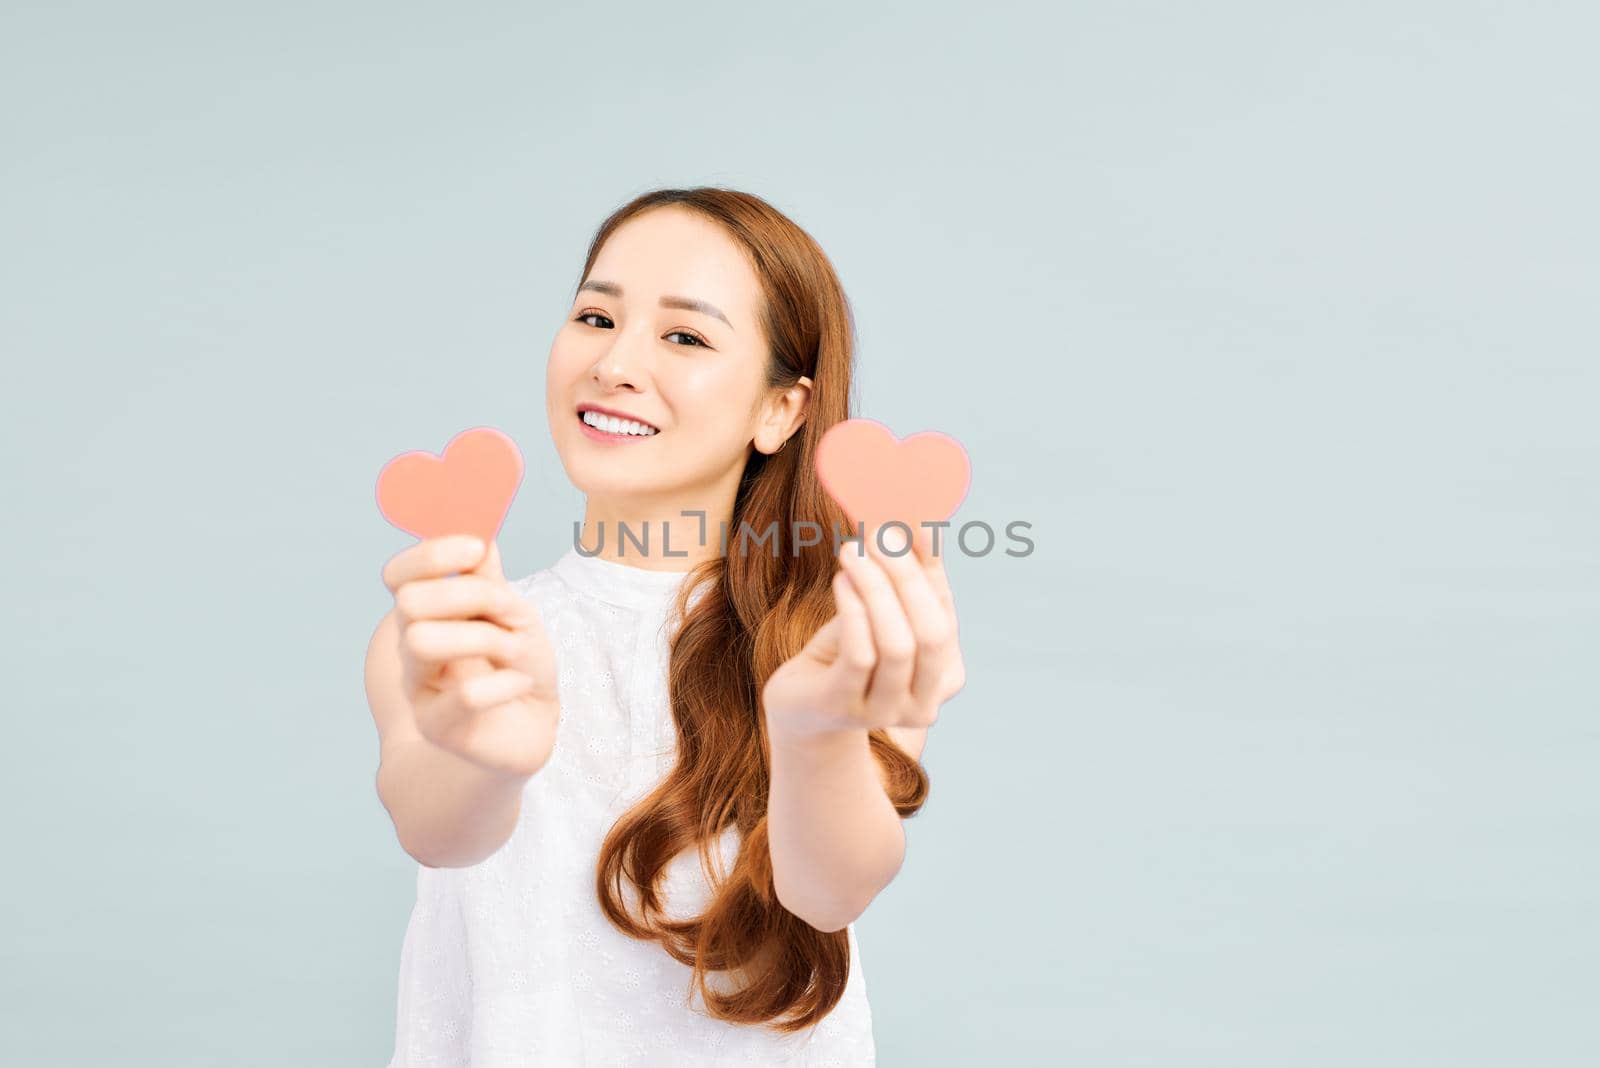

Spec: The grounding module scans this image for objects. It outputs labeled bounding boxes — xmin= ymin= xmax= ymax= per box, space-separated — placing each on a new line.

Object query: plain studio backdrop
xmin=2 ymin=2 xmax=1594 ymax=1065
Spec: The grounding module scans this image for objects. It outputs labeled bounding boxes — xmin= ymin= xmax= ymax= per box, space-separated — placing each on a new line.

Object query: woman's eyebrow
xmin=577 ymin=279 xmax=733 ymax=331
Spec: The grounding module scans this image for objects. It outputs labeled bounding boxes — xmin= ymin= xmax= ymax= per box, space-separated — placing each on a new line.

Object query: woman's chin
xmin=568 ymin=461 xmax=671 ymax=500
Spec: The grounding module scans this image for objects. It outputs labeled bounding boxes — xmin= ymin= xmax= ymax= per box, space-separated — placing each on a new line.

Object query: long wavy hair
xmin=581 ymin=188 xmax=930 ymax=1032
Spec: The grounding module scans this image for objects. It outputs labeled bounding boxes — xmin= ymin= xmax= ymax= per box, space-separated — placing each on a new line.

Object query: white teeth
xmin=582 ymin=410 xmax=657 ymax=436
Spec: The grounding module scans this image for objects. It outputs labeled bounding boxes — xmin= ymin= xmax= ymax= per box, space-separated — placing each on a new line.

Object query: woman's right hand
xmin=381 ymin=534 xmax=562 ymax=780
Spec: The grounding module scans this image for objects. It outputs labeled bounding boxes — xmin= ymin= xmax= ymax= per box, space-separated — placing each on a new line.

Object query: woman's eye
xmin=574 ymin=312 xmax=707 ymax=348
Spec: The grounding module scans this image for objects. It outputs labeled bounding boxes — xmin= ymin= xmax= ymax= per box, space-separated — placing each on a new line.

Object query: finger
xmin=402 ymin=641 xmax=494 ymax=699
xmin=865 ymin=525 xmax=956 ymax=706
xmin=910 ymin=522 xmax=957 ymax=614
xmin=404 ymin=619 xmax=519 ymax=671
xmin=457 ymin=668 xmax=537 ymax=713
xmin=838 ymin=541 xmax=915 ymax=711
xmin=467 ymin=538 xmax=506 ymax=585
xmin=800 ymin=612 xmax=845 ymax=666
xmin=430 ymin=684 xmax=554 ymax=778
xmin=829 ymin=568 xmax=877 ymax=705
xmin=394 ymin=573 xmax=527 ymax=629
xmin=382 ymin=534 xmax=487 ymax=593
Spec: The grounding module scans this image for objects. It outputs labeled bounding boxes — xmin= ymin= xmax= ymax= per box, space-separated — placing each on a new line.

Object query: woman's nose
xmin=590 ymin=334 xmax=651 ymax=390
xmin=591 ymin=358 xmax=642 ymax=392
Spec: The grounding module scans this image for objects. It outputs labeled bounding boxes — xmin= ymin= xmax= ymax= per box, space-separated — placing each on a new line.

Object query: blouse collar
xmin=551 ymin=546 xmax=697 ymax=610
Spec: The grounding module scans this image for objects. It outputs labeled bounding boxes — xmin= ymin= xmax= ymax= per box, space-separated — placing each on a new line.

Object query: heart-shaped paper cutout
xmin=814 ymin=418 xmax=971 ymax=536
xmin=376 ymin=426 xmax=524 ymax=546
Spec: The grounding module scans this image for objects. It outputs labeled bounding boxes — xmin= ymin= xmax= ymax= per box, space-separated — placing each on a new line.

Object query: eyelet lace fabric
xmin=387 ymin=547 xmax=876 ymax=1066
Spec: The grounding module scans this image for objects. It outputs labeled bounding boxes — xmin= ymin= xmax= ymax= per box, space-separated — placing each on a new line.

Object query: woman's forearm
xmin=377 ymin=734 xmax=530 ymax=868
xmin=766 ymin=727 xmax=906 ymax=932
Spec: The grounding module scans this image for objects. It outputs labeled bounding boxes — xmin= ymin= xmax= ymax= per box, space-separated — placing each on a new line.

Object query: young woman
xmin=366 ymin=187 xmax=966 ymax=1066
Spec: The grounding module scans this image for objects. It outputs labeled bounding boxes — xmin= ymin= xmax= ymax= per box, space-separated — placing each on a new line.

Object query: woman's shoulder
xmin=507 ymin=564 xmax=558 ymax=598
xmin=506 ymin=554 xmax=606 ymax=618
xmin=507 ymin=561 xmax=570 ymax=613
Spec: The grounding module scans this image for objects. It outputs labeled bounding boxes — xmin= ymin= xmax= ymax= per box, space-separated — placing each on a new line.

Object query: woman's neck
xmin=576 ymin=498 xmax=733 ymax=572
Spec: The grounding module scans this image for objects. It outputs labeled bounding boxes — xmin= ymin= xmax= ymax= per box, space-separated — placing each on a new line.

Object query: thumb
xmin=467 ymin=536 xmax=507 ymax=585
xmin=798 ymin=613 xmax=844 ymax=667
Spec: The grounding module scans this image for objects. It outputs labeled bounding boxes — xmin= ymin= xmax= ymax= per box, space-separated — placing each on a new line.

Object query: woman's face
xmin=546 ymin=206 xmax=800 ymax=504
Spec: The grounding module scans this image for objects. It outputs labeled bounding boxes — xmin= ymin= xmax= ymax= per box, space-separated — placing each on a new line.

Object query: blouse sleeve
xmin=388 ymin=863 xmax=472 ymax=1067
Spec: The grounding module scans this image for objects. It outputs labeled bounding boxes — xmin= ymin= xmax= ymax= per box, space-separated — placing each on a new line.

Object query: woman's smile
xmin=577 ymin=406 xmax=661 ymax=443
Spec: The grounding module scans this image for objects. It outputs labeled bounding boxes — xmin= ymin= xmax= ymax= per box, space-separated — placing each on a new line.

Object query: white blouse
xmin=387 ymin=546 xmax=876 ymax=1066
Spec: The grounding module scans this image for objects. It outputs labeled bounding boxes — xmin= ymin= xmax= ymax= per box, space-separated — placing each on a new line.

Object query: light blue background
xmin=3 ymin=2 xmax=1595 ymax=1064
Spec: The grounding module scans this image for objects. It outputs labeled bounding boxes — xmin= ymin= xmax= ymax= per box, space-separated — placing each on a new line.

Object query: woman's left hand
xmin=763 ymin=522 xmax=965 ymax=744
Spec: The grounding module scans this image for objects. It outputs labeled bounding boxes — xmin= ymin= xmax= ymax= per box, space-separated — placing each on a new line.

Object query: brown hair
xmin=580 ymin=187 xmax=930 ymax=1032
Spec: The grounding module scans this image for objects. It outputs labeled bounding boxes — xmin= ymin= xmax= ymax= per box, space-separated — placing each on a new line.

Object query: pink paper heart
xmin=814 ymin=418 xmax=971 ymax=536
xmin=375 ymin=426 xmax=524 ymax=546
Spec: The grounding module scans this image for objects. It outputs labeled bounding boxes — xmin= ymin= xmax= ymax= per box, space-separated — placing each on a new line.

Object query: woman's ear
xmin=782 ymin=376 xmax=812 ymax=429
xmin=757 ymin=378 xmax=812 ymax=454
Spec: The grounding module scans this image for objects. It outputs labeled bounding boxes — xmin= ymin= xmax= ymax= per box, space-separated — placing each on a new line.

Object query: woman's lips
xmin=577 ymin=411 xmax=658 ymax=444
